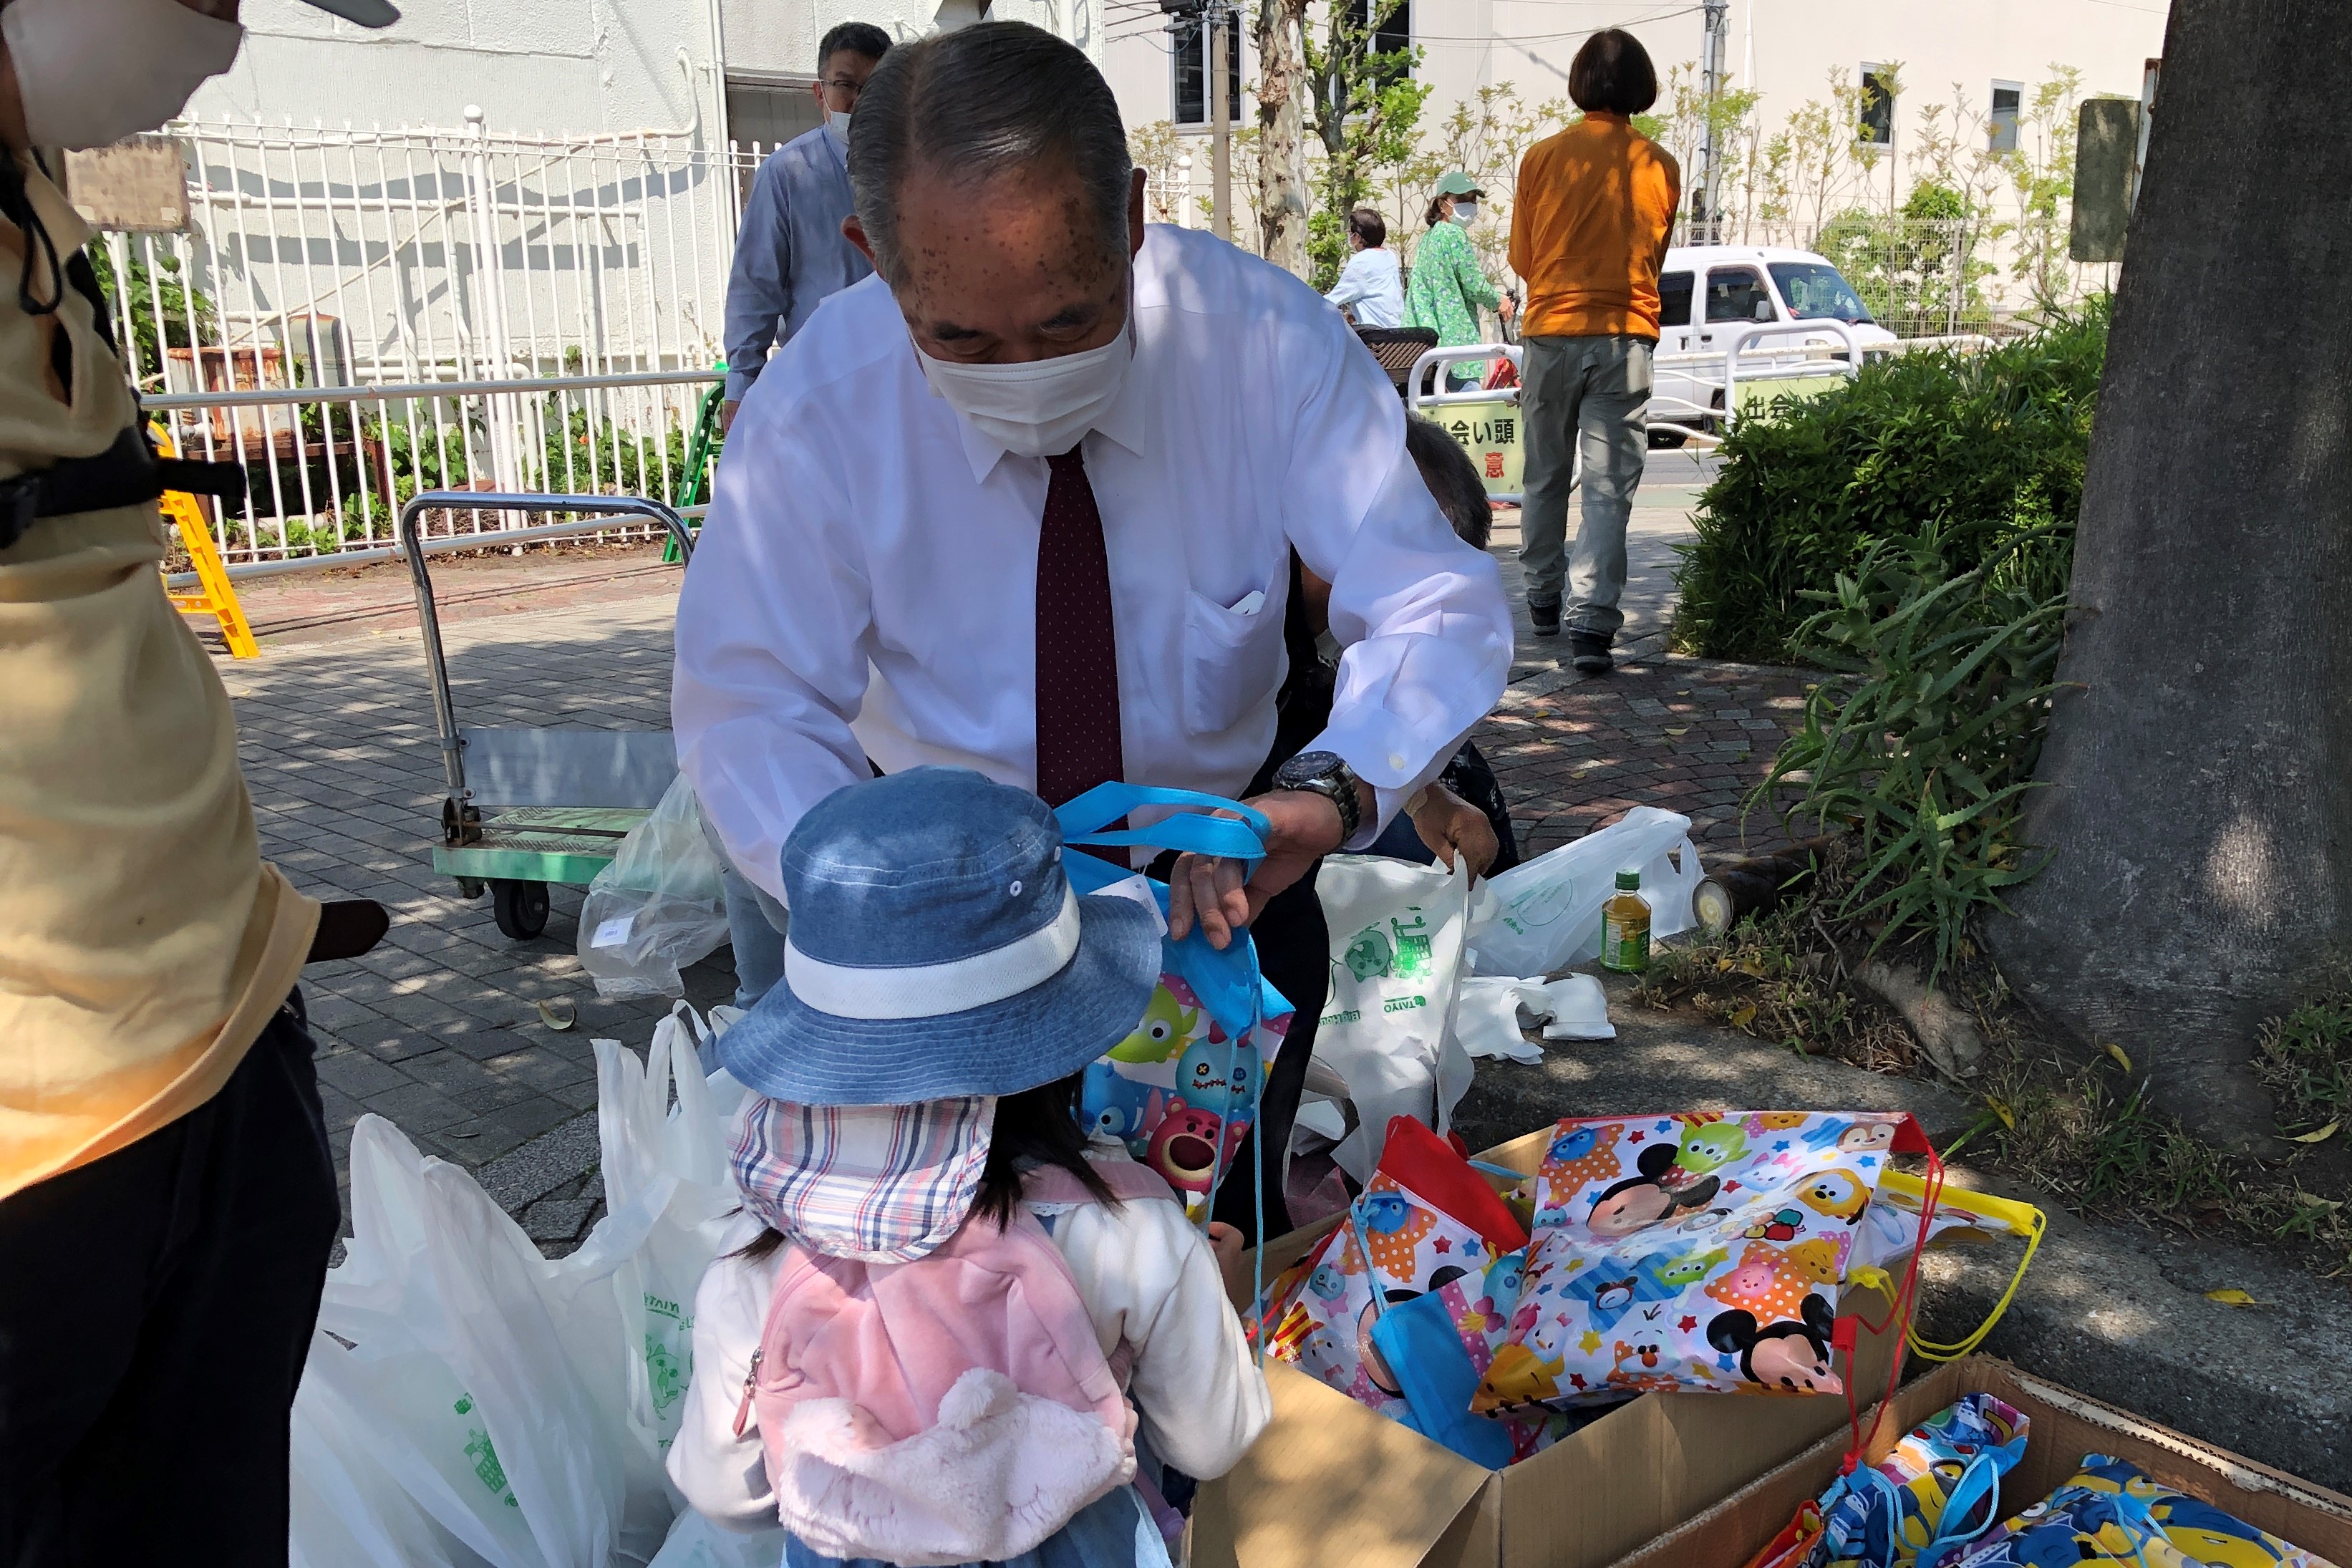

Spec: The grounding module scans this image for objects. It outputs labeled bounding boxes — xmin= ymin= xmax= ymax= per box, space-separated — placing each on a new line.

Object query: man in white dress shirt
xmin=672 ymin=21 xmax=1512 ymax=1236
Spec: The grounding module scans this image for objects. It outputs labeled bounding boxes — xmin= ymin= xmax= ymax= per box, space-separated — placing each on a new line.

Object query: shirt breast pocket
xmin=1181 ymin=582 xmax=1287 ymax=735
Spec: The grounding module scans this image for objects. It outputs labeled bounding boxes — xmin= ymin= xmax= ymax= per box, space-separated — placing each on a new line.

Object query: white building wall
xmin=1108 ymin=0 xmax=2167 ymax=224
xmin=189 ymin=0 xmax=1101 ymax=138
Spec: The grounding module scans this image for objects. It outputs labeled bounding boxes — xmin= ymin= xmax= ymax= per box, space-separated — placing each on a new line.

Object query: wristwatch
xmin=1274 ymin=749 xmax=1365 ymax=846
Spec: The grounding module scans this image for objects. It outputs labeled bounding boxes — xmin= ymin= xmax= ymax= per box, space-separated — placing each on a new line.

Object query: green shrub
xmin=1674 ymin=301 xmax=2106 ymax=665
xmin=1756 ymin=526 xmax=2067 ymax=979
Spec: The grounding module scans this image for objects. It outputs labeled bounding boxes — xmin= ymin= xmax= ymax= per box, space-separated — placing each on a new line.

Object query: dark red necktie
xmin=1034 ymin=446 xmax=1125 ymax=808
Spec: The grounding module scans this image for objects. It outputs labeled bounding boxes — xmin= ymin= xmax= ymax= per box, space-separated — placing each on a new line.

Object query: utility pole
xmin=1163 ymin=0 xmax=1234 ymax=240
xmin=1210 ymin=0 xmax=1234 ymax=240
xmin=1693 ymin=0 xmax=1729 ymax=243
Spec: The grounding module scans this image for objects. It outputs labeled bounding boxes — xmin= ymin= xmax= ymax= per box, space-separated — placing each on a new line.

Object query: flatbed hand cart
xmin=401 ymin=492 xmax=696 ymax=939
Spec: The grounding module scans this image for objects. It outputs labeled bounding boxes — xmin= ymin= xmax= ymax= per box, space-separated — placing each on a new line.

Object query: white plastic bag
xmin=1449 ymin=977 xmax=1549 ymax=1065
xmin=1446 ymin=973 xmax=1616 ymax=1065
xmin=309 ymin=1117 xmax=631 ymax=1567
xmin=1463 ymin=806 xmax=1703 ymax=977
xmin=1313 ymin=855 xmax=1473 ymax=1183
xmin=579 ymin=775 xmax=731 ymax=1000
xmin=292 ymin=1006 xmax=752 ymax=1568
xmin=1537 ymin=973 xmax=1615 ymax=1040
xmin=579 ymin=1006 xmax=750 ymax=1476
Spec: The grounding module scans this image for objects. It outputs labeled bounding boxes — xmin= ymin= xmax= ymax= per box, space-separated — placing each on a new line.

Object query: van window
xmin=1705 ymin=266 xmax=1774 ymax=323
xmin=1766 ymin=261 xmax=1874 ymax=324
xmin=1660 ymin=271 xmax=1693 ymax=328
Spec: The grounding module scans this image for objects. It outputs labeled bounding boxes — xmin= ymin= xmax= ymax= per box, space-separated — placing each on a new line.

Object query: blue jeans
xmin=784 ymin=1484 xmax=1173 ymax=1568
xmin=720 ymin=863 xmax=789 ymax=1010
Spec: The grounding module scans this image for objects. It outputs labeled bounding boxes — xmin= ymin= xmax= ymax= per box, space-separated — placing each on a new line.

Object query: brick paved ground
xmin=1473 ymin=657 xmax=1815 ymax=861
xmin=210 ymin=451 xmax=1818 ymax=1249
xmin=216 ymin=592 xmax=736 ymax=1242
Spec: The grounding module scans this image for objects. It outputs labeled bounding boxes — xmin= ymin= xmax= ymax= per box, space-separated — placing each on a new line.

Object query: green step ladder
xmin=662 ymin=368 xmax=728 ymax=563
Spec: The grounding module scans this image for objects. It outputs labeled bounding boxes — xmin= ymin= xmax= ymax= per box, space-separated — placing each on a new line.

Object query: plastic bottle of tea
xmin=1600 ymin=868 xmax=1651 ymax=972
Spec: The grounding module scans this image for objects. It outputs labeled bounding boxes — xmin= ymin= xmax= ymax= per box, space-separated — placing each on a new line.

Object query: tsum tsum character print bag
xmin=1054 ymin=785 xmax=1296 ymax=1221
xmin=1471 ymin=1111 xmax=1937 ymax=1412
xmin=1257 ymin=1117 xmax=1529 ymax=1418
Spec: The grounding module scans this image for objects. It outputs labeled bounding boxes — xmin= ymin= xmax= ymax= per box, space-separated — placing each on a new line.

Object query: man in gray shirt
xmin=720 ymin=21 xmax=892 ymax=433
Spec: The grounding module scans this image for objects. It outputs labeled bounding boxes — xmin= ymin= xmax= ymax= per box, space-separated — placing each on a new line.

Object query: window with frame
xmin=1173 ymin=14 xmax=1244 ymax=127
xmin=1858 ymin=64 xmax=1895 ymax=147
xmin=1705 ymin=266 xmax=1775 ymax=324
xmin=1325 ymin=0 xmax=1411 ymax=113
xmin=1357 ymin=0 xmax=1410 ymax=58
xmin=1989 ymin=81 xmax=2022 ymax=153
xmin=1659 ymin=271 xmax=1693 ymax=329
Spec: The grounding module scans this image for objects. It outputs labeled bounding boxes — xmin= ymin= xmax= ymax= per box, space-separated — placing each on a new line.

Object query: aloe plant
xmin=1757 ymin=526 xmax=2068 ymax=980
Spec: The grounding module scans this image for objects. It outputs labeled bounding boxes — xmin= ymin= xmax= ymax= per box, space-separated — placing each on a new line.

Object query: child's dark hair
xmin=969 ymin=1072 xmax=1118 ymax=1226
xmin=1405 ymin=414 xmax=1494 ymax=550
xmin=732 ymin=1073 xmax=1115 ymax=1262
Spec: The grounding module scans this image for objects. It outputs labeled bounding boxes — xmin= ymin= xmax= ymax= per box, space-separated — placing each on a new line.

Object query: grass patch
xmin=2255 ymin=1000 xmax=2352 ymax=1139
xmin=1638 ymin=851 xmax=2352 ymax=1273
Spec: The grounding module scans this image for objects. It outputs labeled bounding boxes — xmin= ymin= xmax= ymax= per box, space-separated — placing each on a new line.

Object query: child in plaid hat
xmin=667 ymin=768 xmax=1269 ymax=1567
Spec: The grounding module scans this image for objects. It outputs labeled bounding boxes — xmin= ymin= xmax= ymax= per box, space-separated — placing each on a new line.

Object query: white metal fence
xmin=106 ymin=115 xmax=790 ymax=568
xmin=1668 ymin=215 xmax=2116 ymax=339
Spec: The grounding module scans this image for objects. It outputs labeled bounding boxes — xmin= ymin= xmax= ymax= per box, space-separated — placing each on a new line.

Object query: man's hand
xmin=719 ymin=399 xmax=740 ymax=436
xmin=1166 ymin=783 xmax=1370 ymax=950
xmin=1412 ymin=781 xmax=1500 ymax=881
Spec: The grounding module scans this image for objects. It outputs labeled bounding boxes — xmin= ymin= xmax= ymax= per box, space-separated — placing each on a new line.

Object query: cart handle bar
xmin=400 ymin=492 xmax=696 ymax=797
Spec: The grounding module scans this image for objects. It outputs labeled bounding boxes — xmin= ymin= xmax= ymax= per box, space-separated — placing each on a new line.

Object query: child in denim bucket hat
xmin=667 ymin=768 xmax=1272 ymax=1567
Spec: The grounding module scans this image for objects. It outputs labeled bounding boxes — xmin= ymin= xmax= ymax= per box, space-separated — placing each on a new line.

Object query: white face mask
xmin=827 ymin=108 xmax=853 ymax=142
xmin=1451 ymin=200 xmax=1479 ymax=226
xmin=3 ymin=0 xmax=243 ymax=151
xmin=915 ymin=305 xmax=1136 ymax=460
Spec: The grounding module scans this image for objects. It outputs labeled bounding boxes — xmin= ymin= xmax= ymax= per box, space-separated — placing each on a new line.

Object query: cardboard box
xmin=1610 ymin=1355 xmax=2352 ymax=1568
xmin=1192 ymin=1128 xmax=1910 ymax=1568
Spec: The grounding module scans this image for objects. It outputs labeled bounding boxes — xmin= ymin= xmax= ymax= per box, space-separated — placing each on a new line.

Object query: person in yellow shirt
xmin=0 ymin=0 xmax=397 ymax=1558
xmin=1506 ymin=29 xmax=1680 ymax=673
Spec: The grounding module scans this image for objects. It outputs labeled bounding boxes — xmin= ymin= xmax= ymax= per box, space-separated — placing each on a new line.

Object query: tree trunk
xmin=1988 ymin=0 xmax=2352 ymax=1147
xmin=1254 ymin=0 xmax=1310 ymax=277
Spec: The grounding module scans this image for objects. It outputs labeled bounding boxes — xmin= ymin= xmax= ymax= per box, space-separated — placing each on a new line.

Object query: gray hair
xmin=847 ymin=21 xmax=1133 ymax=289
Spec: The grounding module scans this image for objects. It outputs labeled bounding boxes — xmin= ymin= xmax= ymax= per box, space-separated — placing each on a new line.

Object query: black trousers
xmin=1209 ymin=863 xmax=1329 ymax=1245
xmin=0 ymin=993 xmax=339 ymax=1567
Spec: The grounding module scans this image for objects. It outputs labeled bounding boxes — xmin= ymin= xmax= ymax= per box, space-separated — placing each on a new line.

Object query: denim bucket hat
xmin=715 ymin=767 xmax=1163 ymax=1105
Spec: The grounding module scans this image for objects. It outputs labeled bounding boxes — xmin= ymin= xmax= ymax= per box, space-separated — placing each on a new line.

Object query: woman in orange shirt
xmin=1506 ymin=30 xmax=1680 ymax=672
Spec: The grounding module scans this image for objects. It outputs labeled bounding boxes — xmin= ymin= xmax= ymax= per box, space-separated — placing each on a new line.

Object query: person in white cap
xmin=0 ymin=0 xmax=398 ymax=1558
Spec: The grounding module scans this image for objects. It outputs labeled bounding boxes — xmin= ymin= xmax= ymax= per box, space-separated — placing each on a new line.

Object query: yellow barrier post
xmin=151 ymin=427 xmax=258 ymax=660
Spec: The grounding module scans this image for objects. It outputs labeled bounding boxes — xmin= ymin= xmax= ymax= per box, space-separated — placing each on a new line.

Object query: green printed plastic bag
xmin=1314 ymin=855 xmax=1473 ymax=1182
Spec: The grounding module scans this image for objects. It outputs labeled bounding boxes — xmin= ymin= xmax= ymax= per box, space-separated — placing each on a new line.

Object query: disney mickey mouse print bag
xmin=1472 ymin=1111 xmax=1926 ymax=1413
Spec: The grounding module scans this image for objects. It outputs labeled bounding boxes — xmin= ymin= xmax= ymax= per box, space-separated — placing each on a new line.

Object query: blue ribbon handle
xmin=1053 ymin=782 xmax=1271 ymax=868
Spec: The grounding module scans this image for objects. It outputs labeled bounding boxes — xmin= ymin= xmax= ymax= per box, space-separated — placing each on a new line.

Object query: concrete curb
xmin=1918 ymin=1173 xmax=2352 ymax=1493
xmin=474 ymin=1109 xmax=601 ymax=1212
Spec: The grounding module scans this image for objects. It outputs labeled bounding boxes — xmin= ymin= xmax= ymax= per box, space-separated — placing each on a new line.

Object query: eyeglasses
xmin=821 ymin=77 xmax=866 ymax=100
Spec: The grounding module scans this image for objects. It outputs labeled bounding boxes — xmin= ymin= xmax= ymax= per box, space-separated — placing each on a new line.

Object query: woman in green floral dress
xmin=1405 ymin=170 xmax=1516 ymax=389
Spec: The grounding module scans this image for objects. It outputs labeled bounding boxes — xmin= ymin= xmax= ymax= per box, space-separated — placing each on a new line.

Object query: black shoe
xmin=1569 ymin=631 xmax=1615 ymax=674
xmin=1529 ymin=597 xmax=1562 ymax=637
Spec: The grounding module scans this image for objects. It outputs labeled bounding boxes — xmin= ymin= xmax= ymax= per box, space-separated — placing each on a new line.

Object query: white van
xmin=1651 ymin=245 xmax=1897 ymax=434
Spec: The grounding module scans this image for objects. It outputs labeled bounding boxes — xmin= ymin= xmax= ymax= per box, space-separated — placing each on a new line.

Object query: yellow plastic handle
xmin=1878 ymin=1169 xmax=2043 ymax=1238
xmin=1874 ymin=1173 xmax=2046 ymax=1362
